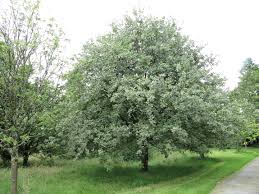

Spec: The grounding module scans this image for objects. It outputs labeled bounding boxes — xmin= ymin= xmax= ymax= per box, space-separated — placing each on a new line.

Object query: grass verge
xmin=0 ymin=148 xmax=258 ymax=194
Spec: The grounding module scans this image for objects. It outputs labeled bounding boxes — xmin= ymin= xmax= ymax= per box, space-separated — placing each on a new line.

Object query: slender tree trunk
xmin=141 ymin=145 xmax=149 ymax=172
xmin=199 ymin=153 xmax=205 ymax=159
xmin=11 ymin=147 xmax=18 ymax=194
xmin=22 ymin=151 xmax=29 ymax=167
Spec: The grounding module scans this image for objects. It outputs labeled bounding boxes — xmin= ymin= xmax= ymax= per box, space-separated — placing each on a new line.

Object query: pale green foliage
xmin=231 ymin=58 xmax=259 ymax=145
xmin=64 ymin=12 xmax=242 ymax=165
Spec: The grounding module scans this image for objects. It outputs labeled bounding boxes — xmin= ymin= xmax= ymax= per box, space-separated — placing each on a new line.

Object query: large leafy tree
xmin=0 ymin=0 xmax=65 ymax=193
xmin=64 ymin=12 xmax=241 ymax=171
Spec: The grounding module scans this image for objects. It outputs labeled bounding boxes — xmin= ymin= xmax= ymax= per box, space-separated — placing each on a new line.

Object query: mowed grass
xmin=0 ymin=148 xmax=258 ymax=194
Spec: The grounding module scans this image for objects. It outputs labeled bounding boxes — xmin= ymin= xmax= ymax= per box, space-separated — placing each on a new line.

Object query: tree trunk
xmin=199 ymin=153 xmax=205 ymax=159
xmin=1 ymin=150 xmax=11 ymax=167
xmin=141 ymin=145 xmax=149 ymax=172
xmin=22 ymin=151 xmax=29 ymax=167
xmin=11 ymin=147 xmax=18 ymax=194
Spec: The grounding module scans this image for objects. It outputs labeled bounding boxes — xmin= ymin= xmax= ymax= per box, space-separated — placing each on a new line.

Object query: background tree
xmin=0 ymin=0 xmax=66 ymax=193
xmin=64 ymin=12 xmax=241 ymax=171
xmin=231 ymin=58 xmax=259 ymax=145
xmin=237 ymin=58 xmax=259 ymax=104
xmin=179 ymin=84 xmax=247 ymax=158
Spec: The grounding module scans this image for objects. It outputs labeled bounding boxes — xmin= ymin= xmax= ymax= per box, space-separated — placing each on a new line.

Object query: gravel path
xmin=212 ymin=157 xmax=259 ymax=194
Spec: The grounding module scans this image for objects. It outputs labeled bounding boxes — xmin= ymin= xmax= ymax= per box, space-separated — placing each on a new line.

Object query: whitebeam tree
xmin=0 ymin=0 xmax=66 ymax=193
xmin=64 ymin=12 xmax=241 ymax=171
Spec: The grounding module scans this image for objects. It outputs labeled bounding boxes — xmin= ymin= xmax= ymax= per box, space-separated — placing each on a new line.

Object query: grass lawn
xmin=0 ymin=148 xmax=258 ymax=194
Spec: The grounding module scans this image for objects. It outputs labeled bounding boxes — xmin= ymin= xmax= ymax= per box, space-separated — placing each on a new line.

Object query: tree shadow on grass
xmin=65 ymin=156 xmax=221 ymax=190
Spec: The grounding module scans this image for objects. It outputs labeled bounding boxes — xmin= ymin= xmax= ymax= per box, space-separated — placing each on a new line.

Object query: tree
xmin=35 ymin=97 xmax=68 ymax=159
xmin=0 ymin=42 xmax=11 ymax=167
xmin=237 ymin=58 xmax=259 ymax=104
xmin=64 ymin=12 xmax=240 ymax=171
xmin=231 ymin=58 xmax=259 ymax=145
xmin=0 ymin=0 xmax=65 ymax=193
xmin=179 ymin=85 xmax=247 ymax=158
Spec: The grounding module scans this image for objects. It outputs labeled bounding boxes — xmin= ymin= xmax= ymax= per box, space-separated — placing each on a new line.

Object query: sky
xmin=2 ymin=0 xmax=259 ymax=89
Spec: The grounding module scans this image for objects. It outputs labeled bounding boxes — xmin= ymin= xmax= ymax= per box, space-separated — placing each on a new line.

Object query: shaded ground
xmin=212 ymin=157 xmax=259 ymax=194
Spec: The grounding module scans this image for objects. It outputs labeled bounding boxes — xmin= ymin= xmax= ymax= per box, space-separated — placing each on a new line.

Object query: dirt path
xmin=212 ymin=157 xmax=259 ymax=194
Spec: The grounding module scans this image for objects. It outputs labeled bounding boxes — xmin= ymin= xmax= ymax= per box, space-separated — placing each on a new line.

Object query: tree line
xmin=0 ymin=1 xmax=258 ymax=194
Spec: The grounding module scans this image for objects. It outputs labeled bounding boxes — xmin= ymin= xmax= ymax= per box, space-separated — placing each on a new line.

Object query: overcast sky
xmin=2 ymin=0 xmax=259 ymax=89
